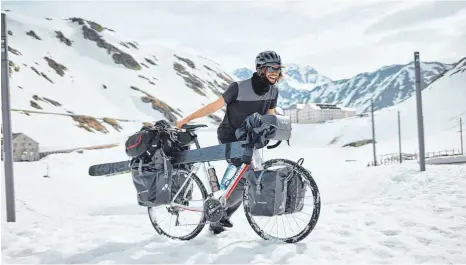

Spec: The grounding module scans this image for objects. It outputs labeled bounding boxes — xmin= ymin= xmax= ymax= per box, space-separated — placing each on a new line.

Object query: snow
xmin=2 ymin=135 xmax=466 ymax=264
xmin=425 ymin=155 xmax=466 ymax=165
xmin=2 ymin=7 xmax=466 ymax=265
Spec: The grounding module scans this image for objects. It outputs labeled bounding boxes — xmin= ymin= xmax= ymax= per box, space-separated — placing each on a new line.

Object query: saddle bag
xmin=125 ymin=126 xmax=160 ymax=159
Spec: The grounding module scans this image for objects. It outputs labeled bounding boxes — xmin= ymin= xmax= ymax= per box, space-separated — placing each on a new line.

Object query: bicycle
xmin=146 ymin=122 xmax=321 ymax=243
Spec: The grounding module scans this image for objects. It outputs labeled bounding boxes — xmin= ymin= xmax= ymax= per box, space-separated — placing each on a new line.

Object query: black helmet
xmin=255 ymin=50 xmax=282 ymax=69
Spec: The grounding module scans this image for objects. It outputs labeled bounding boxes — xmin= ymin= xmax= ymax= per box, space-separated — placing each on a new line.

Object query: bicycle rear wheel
xmin=148 ymin=167 xmax=208 ymax=241
xmin=243 ymin=158 xmax=321 ymax=243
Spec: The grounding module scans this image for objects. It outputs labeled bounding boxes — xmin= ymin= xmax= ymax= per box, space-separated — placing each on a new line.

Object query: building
xmin=1 ymin=133 xmax=40 ymax=161
xmin=282 ymin=103 xmax=357 ymax=123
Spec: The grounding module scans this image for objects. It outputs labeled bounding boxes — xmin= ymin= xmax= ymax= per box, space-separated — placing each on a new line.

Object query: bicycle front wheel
xmin=243 ymin=158 xmax=321 ymax=243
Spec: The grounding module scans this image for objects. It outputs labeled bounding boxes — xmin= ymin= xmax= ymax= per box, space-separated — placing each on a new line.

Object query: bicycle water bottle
xmin=220 ymin=164 xmax=237 ymax=190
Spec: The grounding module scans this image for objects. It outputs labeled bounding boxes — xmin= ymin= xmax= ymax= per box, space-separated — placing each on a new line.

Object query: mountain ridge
xmin=232 ymin=60 xmax=454 ymax=113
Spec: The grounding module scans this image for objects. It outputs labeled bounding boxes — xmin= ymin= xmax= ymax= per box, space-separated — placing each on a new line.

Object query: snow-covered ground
xmin=2 ymin=4 xmax=466 ymax=265
xmin=2 ymin=138 xmax=466 ymax=264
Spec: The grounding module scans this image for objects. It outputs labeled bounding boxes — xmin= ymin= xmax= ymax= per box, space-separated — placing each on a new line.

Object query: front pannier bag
xmin=284 ymin=174 xmax=307 ymax=214
xmin=246 ymin=165 xmax=293 ymax=217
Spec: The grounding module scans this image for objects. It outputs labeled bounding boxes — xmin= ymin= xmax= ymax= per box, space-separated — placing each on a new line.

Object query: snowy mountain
xmin=287 ymin=61 xmax=455 ymax=113
xmin=234 ymin=61 xmax=454 ymax=113
xmin=4 ymin=11 xmax=234 ymax=150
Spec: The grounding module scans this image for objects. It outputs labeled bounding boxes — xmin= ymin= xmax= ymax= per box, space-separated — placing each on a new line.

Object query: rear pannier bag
xmin=284 ymin=174 xmax=307 ymax=214
xmin=125 ymin=127 xmax=159 ymax=158
xmin=131 ymin=148 xmax=173 ymax=207
xmin=246 ymin=165 xmax=293 ymax=217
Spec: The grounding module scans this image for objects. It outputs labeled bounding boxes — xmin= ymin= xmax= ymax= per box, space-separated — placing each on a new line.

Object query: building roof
xmin=283 ymin=102 xmax=357 ymax=112
xmin=11 ymin=133 xmax=39 ymax=144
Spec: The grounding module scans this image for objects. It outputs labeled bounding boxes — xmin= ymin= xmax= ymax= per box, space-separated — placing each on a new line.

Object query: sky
xmin=3 ymin=0 xmax=466 ymax=80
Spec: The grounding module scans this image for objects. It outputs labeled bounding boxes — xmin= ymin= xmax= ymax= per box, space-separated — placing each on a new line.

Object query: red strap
xmin=127 ymin=134 xmax=143 ymax=149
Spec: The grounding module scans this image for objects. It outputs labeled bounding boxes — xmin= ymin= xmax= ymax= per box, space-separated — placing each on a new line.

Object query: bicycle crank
xmin=203 ymin=198 xmax=225 ymax=223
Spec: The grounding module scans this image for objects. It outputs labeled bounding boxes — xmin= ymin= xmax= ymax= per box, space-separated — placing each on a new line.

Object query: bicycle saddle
xmin=181 ymin=124 xmax=208 ymax=130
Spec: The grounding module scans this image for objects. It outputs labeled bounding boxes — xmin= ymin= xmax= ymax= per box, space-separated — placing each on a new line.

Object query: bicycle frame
xmin=169 ymin=130 xmax=262 ymax=214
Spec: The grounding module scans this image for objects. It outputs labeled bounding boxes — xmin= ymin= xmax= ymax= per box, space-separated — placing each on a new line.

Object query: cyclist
xmin=176 ymin=50 xmax=284 ymax=234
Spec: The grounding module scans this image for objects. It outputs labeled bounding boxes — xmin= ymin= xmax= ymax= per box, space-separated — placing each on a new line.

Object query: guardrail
xmin=367 ymin=149 xmax=463 ymax=166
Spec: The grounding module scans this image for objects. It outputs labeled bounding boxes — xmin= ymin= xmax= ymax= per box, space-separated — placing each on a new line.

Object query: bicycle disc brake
xmin=203 ymin=197 xmax=225 ymax=223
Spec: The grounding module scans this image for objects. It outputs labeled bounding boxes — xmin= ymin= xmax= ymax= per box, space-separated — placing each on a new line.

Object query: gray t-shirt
xmin=217 ymin=77 xmax=278 ymax=143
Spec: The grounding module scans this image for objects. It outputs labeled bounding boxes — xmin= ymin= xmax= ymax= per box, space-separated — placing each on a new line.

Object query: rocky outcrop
xmin=72 ymin=115 xmax=108 ymax=133
xmin=173 ymin=62 xmax=207 ymax=96
xmin=8 ymin=46 xmax=21 ymax=55
xmin=30 ymin=100 xmax=42 ymax=109
xmin=26 ymin=30 xmax=41 ymax=40
xmin=44 ymin=57 xmax=68 ymax=76
xmin=174 ymin=54 xmax=195 ymax=68
xmin=145 ymin=57 xmax=157 ymax=66
xmin=30 ymin=66 xmax=40 ymax=76
xmin=127 ymin=42 xmax=138 ymax=49
xmin=137 ymin=75 xmax=155 ymax=85
xmin=112 ymin=52 xmax=141 ymax=70
xmin=103 ymin=117 xmax=122 ymax=132
xmin=55 ymin=31 xmax=72 ymax=46
xmin=70 ymin=17 xmax=141 ymax=71
xmin=342 ymin=139 xmax=373 ymax=147
xmin=8 ymin=60 xmax=20 ymax=72
xmin=41 ymin=72 xmax=54 ymax=83
xmin=43 ymin=97 xmax=62 ymax=107
xmin=130 ymin=86 xmax=181 ymax=122
xmin=7 ymin=30 xmax=12 ymax=36
xmin=32 ymin=95 xmax=61 ymax=107
xmin=68 ymin=17 xmax=105 ymax=32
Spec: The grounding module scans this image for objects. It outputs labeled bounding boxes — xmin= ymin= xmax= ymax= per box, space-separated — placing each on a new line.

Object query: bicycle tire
xmin=243 ymin=158 xmax=321 ymax=243
xmin=147 ymin=169 xmax=208 ymax=241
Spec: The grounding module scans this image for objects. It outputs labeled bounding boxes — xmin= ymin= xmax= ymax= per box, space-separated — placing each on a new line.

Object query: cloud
xmin=3 ymin=0 xmax=465 ymax=80
xmin=364 ymin=1 xmax=466 ymax=35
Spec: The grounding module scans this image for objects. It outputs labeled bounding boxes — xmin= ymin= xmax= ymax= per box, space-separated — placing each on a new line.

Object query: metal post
xmin=371 ymin=98 xmax=377 ymax=166
xmin=1 ymin=13 xmax=16 ymax=222
xmin=460 ymin=118 xmax=464 ymax=155
xmin=398 ymin=111 xmax=402 ymax=163
xmin=414 ymin=51 xmax=426 ymax=171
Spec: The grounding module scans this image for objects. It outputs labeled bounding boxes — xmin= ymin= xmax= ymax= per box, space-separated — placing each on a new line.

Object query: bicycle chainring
xmin=203 ymin=198 xmax=224 ymax=223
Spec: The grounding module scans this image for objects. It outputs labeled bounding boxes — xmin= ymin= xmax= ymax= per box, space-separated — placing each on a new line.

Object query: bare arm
xmin=177 ymin=96 xmax=225 ymax=127
xmin=267 ymin=108 xmax=276 ymax=115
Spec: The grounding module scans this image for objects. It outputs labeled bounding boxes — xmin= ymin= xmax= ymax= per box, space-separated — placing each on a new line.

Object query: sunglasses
xmin=265 ymin=66 xmax=282 ymax=73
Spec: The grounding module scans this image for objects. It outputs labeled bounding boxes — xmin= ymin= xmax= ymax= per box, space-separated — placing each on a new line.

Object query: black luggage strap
xmin=225 ymin=143 xmax=231 ymax=159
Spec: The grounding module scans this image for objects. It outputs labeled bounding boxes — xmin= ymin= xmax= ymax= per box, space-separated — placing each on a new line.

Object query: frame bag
xmin=246 ymin=165 xmax=292 ymax=217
